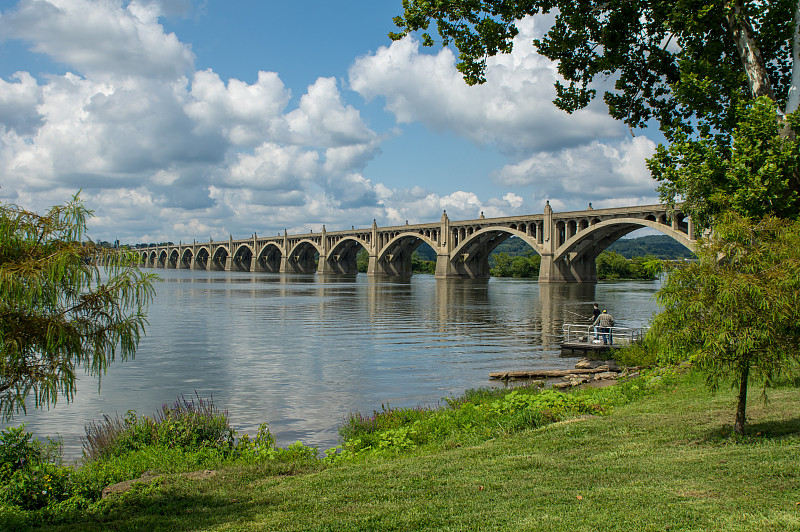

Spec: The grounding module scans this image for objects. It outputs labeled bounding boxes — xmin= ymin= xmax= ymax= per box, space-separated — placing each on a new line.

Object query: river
xmin=6 ymin=269 xmax=662 ymax=458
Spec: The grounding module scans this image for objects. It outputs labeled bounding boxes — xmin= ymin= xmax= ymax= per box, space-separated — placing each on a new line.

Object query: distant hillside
xmin=606 ymin=235 xmax=695 ymax=259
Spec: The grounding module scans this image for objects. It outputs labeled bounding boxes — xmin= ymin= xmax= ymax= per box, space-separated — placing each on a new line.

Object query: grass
xmin=24 ymin=370 xmax=800 ymax=531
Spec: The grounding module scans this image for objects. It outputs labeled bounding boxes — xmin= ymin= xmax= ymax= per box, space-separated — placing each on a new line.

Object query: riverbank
xmin=11 ymin=370 xmax=800 ymax=531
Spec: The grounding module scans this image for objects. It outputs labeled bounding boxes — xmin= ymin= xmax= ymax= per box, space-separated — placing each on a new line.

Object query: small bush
xmin=0 ymin=425 xmax=75 ymax=511
xmin=83 ymin=393 xmax=235 ymax=461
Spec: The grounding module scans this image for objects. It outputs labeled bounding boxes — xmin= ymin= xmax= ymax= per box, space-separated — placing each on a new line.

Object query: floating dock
xmin=560 ymin=341 xmax=613 ymax=355
xmin=559 ymin=323 xmax=645 ymax=354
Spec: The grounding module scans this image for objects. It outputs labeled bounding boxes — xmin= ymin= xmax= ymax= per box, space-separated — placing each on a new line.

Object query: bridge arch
xmin=230 ymin=243 xmax=254 ymax=272
xmin=156 ymin=249 xmax=168 ymax=268
xmin=555 ymin=218 xmax=695 ymax=263
xmin=544 ymin=217 xmax=696 ymax=283
xmin=443 ymin=227 xmax=542 ymax=279
xmin=322 ymin=236 xmax=369 ymax=275
xmin=255 ymin=243 xmax=284 ymax=273
xmin=211 ymin=245 xmax=229 ymax=271
xmin=286 ymin=239 xmax=321 ymax=274
xmin=167 ymin=249 xmax=179 ymax=269
xmin=180 ymin=248 xmax=194 ymax=269
xmin=194 ymin=247 xmax=210 ymax=270
xmin=373 ymin=232 xmax=439 ymax=276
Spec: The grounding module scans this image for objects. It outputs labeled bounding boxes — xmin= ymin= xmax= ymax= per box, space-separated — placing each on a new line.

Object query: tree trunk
xmin=733 ymin=361 xmax=750 ymax=435
xmin=725 ymin=0 xmax=776 ymax=103
xmin=787 ymin=1 xmax=800 ymax=114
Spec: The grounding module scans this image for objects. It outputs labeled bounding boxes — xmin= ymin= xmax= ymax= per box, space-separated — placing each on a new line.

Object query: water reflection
xmin=4 ymin=270 xmax=660 ymax=458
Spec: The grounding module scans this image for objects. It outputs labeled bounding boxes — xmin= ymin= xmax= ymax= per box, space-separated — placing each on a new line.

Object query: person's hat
xmin=603 ymin=310 xmax=607 ymax=313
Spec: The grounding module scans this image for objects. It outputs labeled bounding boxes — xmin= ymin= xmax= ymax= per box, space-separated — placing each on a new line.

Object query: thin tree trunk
xmin=734 ymin=361 xmax=750 ymax=435
xmin=726 ymin=0 xmax=777 ymax=103
xmin=787 ymin=1 xmax=800 ymax=113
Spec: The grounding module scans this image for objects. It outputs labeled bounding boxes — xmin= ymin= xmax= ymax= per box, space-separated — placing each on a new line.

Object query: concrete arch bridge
xmin=115 ymin=203 xmax=695 ymax=284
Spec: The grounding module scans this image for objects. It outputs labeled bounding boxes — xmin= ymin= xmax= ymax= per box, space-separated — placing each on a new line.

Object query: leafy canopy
xmin=392 ymin=1 xmax=795 ymax=134
xmin=651 ymin=96 xmax=800 ymax=227
xmin=392 ymin=1 xmax=800 ymax=223
xmin=649 ymin=212 xmax=800 ymax=433
xmin=0 ymin=195 xmax=157 ymax=420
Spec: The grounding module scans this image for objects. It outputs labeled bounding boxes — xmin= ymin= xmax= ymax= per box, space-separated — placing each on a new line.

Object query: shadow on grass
xmin=26 ymin=488 xmax=273 ymax=532
xmin=703 ymin=416 xmax=800 ymax=443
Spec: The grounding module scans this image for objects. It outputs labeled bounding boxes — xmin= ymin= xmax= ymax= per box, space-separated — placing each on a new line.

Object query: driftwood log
xmin=489 ymin=367 xmax=612 ymax=380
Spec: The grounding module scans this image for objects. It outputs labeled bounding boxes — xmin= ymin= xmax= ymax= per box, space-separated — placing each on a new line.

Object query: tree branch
xmin=725 ymin=0 xmax=777 ymax=106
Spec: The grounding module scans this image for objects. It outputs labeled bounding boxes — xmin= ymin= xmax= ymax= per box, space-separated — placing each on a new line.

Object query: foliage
xmin=490 ymin=251 xmax=541 ymax=278
xmin=356 ymin=248 xmax=437 ymax=274
xmin=356 ymin=248 xmax=369 ymax=272
xmin=606 ymin=235 xmax=696 ymax=260
xmin=0 ymin=425 xmax=75 ymax=511
xmin=82 ymin=393 xmax=235 ymax=461
xmin=0 ymin=396 xmax=320 ymax=522
xmin=0 ymin=195 xmax=158 ymax=419
xmin=649 ymin=213 xmax=800 ymax=433
xmin=392 ymin=1 xmax=800 ymax=224
xmin=651 ymin=97 xmax=800 ymax=228
xmin=614 ymin=336 xmax=662 ymax=368
xmin=335 ymin=370 xmax=676 ymax=458
xmin=595 ymin=252 xmax=660 ymax=281
xmin=490 ymin=250 xmax=657 ymax=280
xmin=410 ymin=251 xmax=436 ymax=274
xmin=393 ymin=1 xmax=793 ymax=134
xmin=359 ymin=236 xmax=685 ymax=278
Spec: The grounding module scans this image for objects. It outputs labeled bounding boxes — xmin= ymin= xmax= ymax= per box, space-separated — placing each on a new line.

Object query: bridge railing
xmin=561 ymin=323 xmax=648 ymax=346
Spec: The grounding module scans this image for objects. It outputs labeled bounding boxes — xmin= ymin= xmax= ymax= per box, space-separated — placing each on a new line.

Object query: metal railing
xmin=561 ymin=323 xmax=648 ymax=346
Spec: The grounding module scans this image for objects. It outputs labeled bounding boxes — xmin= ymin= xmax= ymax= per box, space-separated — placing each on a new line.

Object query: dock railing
xmin=561 ymin=323 xmax=648 ymax=347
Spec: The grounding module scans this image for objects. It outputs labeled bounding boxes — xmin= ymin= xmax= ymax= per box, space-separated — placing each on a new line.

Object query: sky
xmin=0 ymin=0 xmax=663 ymax=244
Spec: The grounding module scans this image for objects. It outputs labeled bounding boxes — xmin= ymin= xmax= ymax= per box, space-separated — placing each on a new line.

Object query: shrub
xmin=82 ymin=393 xmax=235 ymax=461
xmin=0 ymin=425 xmax=75 ymax=511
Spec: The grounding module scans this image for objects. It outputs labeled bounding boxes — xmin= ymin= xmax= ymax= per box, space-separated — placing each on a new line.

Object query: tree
xmin=650 ymin=96 xmax=800 ymax=228
xmin=0 ymin=195 xmax=157 ymax=420
xmin=391 ymin=1 xmax=800 ymax=224
xmin=648 ymin=213 xmax=800 ymax=434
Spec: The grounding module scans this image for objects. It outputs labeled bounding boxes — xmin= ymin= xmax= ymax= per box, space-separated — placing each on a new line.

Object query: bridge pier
xmin=434 ymin=254 xmax=491 ymax=279
xmin=538 ymin=253 xmax=597 ymax=283
xmin=434 ymin=254 xmax=459 ymax=278
xmin=368 ymin=252 xmax=414 ymax=276
xmin=318 ymin=255 xmax=359 ymax=275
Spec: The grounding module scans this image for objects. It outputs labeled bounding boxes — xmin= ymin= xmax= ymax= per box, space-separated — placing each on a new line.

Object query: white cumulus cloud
xmin=494 ymin=136 xmax=660 ymax=207
xmin=349 ymin=16 xmax=622 ymax=155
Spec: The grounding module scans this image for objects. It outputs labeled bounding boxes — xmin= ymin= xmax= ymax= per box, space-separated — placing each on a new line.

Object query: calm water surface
xmin=8 ymin=270 xmax=662 ymax=457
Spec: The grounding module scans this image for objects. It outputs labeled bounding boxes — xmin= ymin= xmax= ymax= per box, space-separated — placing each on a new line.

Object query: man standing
xmin=591 ymin=303 xmax=601 ymax=339
xmin=592 ymin=310 xmax=615 ymax=345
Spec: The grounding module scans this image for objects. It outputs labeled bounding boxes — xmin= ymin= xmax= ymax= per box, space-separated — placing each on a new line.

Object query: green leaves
xmin=0 ymin=195 xmax=158 ymax=420
xmin=649 ymin=213 xmax=800 ymax=431
xmin=392 ymin=1 xmax=791 ymax=136
xmin=652 ymin=97 xmax=800 ymax=226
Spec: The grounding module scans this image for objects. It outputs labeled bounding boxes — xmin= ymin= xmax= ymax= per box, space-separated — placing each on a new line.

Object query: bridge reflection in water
xmin=110 ymin=203 xmax=695 ymax=283
xmin=10 ymin=268 xmax=660 ymax=457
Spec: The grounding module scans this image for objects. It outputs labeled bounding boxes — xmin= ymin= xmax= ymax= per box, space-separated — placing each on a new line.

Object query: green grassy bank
xmin=10 ymin=370 xmax=799 ymax=532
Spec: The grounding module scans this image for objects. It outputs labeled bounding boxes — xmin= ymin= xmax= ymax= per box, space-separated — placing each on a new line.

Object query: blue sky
xmin=0 ymin=0 xmax=662 ymax=243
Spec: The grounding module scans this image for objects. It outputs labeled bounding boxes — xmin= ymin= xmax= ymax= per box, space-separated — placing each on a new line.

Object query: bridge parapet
xmin=117 ymin=203 xmax=694 ymax=283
